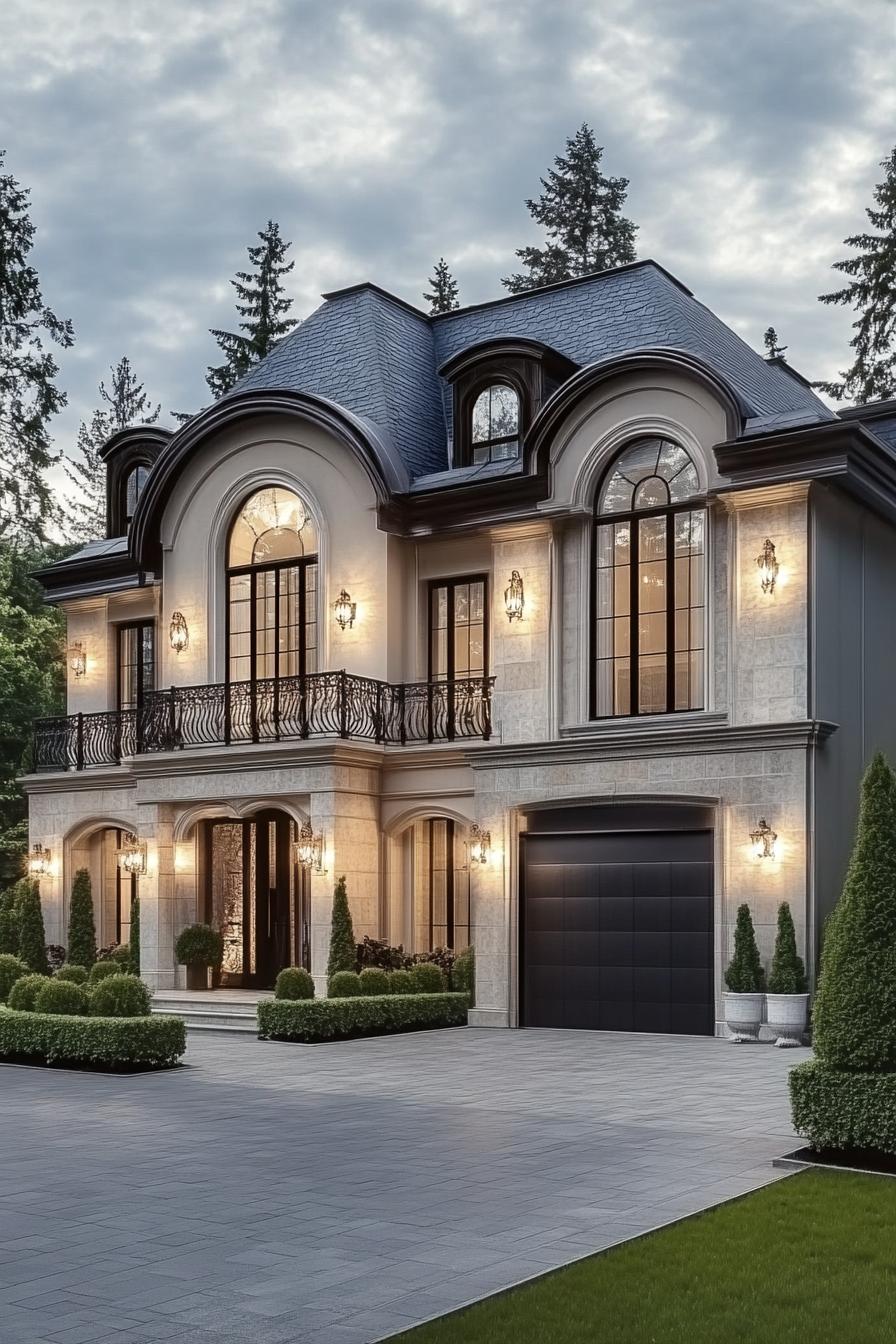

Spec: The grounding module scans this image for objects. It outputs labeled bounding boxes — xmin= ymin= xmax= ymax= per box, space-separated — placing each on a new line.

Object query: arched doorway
xmin=201 ymin=809 xmax=309 ymax=988
xmin=408 ymin=817 xmax=471 ymax=953
xmin=66 ymin=822 xmax=137 ymax=952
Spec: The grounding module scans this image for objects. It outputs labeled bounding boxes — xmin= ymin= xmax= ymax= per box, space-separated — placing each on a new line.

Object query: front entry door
xmin=205 ymin=812 xmax=308 ymax=989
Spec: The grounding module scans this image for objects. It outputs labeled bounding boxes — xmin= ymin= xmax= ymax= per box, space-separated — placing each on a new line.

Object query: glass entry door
xmin=204 ymin=811 xmax=308 ymax=988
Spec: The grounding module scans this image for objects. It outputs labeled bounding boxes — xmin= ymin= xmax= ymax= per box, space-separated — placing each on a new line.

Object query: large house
xmin=24 ymin=260 xmax=896 ymax=1034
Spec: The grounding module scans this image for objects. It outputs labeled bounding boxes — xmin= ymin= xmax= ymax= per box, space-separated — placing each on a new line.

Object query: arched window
xmin=124 ymin=464 xmax=150 ymax=526
xmin=593 ymin=438 xmax=705 ymax=718
xmin=227 ymin=487 xmax=319 ymax=687
xmin=470 ymin=383 xmax=520 ymax=464
xmin=411 ymin=818 xmax=470 ymax=952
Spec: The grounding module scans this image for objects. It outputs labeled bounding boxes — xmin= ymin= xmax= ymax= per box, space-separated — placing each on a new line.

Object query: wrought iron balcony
xmin=32 ymin=671 xmax=495 ymax=772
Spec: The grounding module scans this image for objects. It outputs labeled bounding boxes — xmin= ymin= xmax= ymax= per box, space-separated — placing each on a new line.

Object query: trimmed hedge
xmin=88 ymin=974 xmax=151 ymax=1018
xmin=789 ymin=1060 xmax=896 ymax=1155
xmin=56 ymin=964 xmax=88 ymax=985
xmin=258 ymin=992 xmax=469 ymax=1043
xmin=0 ymin=1010 xmax=186 ymax=1069
xmin=359 ymin=967 xmax=390 ymax=996
xmin=329 ymin=970 xmax=363 ymax=998
xmin=35 ymin=979 xmax=87 ymax=1016
xmin=8 ymin=973 xmax=49 ymax=1012
xmin=410 ymin=961 xmax=445 ymax=994
xmin=274 ymin=967 xmax=315 ymax=1000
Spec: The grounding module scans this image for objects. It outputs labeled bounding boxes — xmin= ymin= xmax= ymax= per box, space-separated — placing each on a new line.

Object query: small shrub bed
xmin=56 ymin=964 xmax=88 ymax=985
xmin=274 ymin=967 xmax=315 ymax=1000
xmin=388 ymin=969 xmax=415 ymax=995
xmin=0 ymin=954 xmax=30 ymax=1003
xmin=359 ymin=967 xmax=390 ymax=996
xmin=89 ymin=960 xmax=120 ymax=985
xmin=329 ymin=970 xmax=363 ymax=998
xmin=257 ymin=992 xmax=469 ymax=1043
xmin=789 ymin=1060 xmax=896 ymax=1156
xmin=35 ymin=979 xmax=87 ymax=1015
xmin=88 ymin=973 xmax=151 ymax=1018
xmin=0 ymin=1010 xmax=186 ymax=1070
xmin=410 ymin=961 xmax=445 ymax=993
xmin=8 ymin=973 xmax=48 ymax=1012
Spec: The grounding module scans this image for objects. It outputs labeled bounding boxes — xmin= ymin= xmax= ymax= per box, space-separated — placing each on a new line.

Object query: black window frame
xmin=427 ymin=574 xmax=490 ymax=683
xmin=225 ymin=553 xmax=319 ymax=689
xmin=116 ymin=620 xmax=155 ymax=711
xmin=417 ymin=817 xmax=470 ymax=953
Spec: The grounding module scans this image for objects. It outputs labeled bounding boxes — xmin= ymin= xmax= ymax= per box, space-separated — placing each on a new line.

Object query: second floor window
xmin=429 ymin=577 xmax=487 ymax=682
xmin=118 ymin=622 xmax=155 ymax=710
xmin=470 ymin=383 xmax=520 ymax=464
xmin=592 ymin=438 xmax=705 ymax=719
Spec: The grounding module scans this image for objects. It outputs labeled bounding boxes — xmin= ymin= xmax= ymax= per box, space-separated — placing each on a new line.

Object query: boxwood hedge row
xmin=789 ymin=1060 xmax=896 ymax=1155
xmin=0 ymin=1009 xmax=186 ymax=1069
xmin=257 ymin=992 xmax=468 ymax=1043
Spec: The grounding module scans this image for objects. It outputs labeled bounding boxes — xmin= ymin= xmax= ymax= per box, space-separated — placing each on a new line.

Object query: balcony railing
xmin=32 ymin=671 xmax=495 ymax=772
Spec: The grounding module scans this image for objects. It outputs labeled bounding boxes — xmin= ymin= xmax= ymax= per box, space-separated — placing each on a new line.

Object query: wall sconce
xmin=294 ymin=819 xmax=326 ymax=873
xmin=750 ymin=818 xmax=778 ymax=860
xmin=504 ymin=571 xmax=525 ymax=622
xmin=116 ymin=834 xmax=147 ymax=877
xmin=169 ymin=611 xmax=189 ymax=654
xmin=27 ymin=843 xmax=52 ymax=879
xmin=68 ymin=642 xmax=86 ymax=678
xmin=469 ymin=824 xmax=491 ymax=866
xmin=333 ymin=589 xmax=357 ymax=631
xmin=756 ymin=539 xmax=779 ymax=595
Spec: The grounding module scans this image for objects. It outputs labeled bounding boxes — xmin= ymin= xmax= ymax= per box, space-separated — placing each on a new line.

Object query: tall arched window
xmin=470 ymin=383 xmax=520 ymax=463
xmin=593 ymin=438 xmax=705 ymax=718
xmin=124 ymin=464 xmax=150 ymax=526
xmin=227 ymin=487 xmax=319 ymax=686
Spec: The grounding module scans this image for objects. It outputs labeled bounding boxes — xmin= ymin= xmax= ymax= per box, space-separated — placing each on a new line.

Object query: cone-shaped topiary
xmin=129 ymin=895 xmax=140 ymax=976
xmin=724 ymin=904 xmax=764 ymax=993
xmin=767 ymin=902 xmax=808 ymax=995
xmin=327 ymin=876 xmax=356 ymax=980
xmin=67 ymin=869 xmax=97 ymax=969
xmin=17 ymin=881 xmax=49 ymax=976
xmin=812 ymin=752 xmax=896 ymax=1071
xmin=0 ymin=885 xmax=20 ymax=955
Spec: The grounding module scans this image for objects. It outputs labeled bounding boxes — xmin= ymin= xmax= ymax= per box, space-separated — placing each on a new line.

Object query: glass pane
xmin=489 ymin=384 xmax=519 ymax=439
xmin=597 ymin=619 xmax=613 ymax=659
xmin=596 ymin=524 xmax=614 ymax=568
xmin=614 ymin=659 xmax=631 ymax=715
xmin=639 ymin=516 xmax=666 ymax=561
xmin=669 ymin=463 xmax=699 ymax=502
xmin=597 ymin=568 xmax=613 ymax=620
xmin=614 ymin=522 xmax=631 ymax=563
xmin=595 ymin=661 xmax=613 ymax=716
xmin=634 ymin=476 xmax=669 ymax=510
xmin=471 ymin=390 xmax=491 ymax=444
xmin=600 ymin=471 xmax=633 ymax=514
xmin=614 ymin=565 xmax=630 ymax=617
xmin=657 ymin=442 xmax=691 ymax=482
xmin=639 ymin=654 xmax=666 ymax=714
xmin=229 ymin=487 xmax=316 ymax=567
xmin=639 ymin=612 xmax=666 ymax=656
xmin=638 ymin=560 xmax=666 ymax=614
xmin=614 ymin=615 xmax=630 ymax=657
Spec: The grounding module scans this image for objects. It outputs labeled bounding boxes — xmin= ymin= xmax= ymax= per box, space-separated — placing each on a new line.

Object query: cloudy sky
xmin=1 ymin=0 xmax=894 ymax=473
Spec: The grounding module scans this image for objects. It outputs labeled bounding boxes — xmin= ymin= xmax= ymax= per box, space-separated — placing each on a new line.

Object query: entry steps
xmin=151 ymin=990 xmax=271 ymax=1035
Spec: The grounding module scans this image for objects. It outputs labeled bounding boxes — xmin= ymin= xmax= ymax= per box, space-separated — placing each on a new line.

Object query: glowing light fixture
xmin=294 ymin=819 xmax=325 ymax=873
xmin=28 ymin=843 xmax=52 ymax=878
xmin=116 ymin=834 xmax=147 ymax=877
xmin=169 ymin=611 xmax=189 ymax=653
xmin=469 ymin=823 xmax=491 ymax=866
xmin=504 ymin=570 xmax=525 ymax=622
xmin=750 ymin=817 xmax=778 ymax=861
xmin=756 ymin=539 xmax=780 ymax=595
xmin=333 ymin=589 xmax=357 ymax=631
xmin=68 ymin=641 xmax=86 ymax=678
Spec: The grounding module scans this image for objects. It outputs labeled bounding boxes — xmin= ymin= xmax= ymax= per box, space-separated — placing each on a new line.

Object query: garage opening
xmin=520 ymin=803 xmax=714 ymax=1036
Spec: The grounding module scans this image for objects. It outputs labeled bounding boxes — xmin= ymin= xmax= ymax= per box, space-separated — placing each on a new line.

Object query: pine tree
xmin=724 ymin=904 xmax=764 ymax=993
xmin=207 ymin=221 xmax=297 ymax=397
xmin=816 ymin=146 xmax=896 ymax=403
xmin=424 ymin=259 xmax=460 ymax=314
xmin=812 ymin=753 xmax=896 ymax=1070
xmin=66 ymin=868 xmax=97 ymax=968
xmin=17 ymin=878 xmax=49 ymax=975
xmin=767 ymin=902 xmax=807 ymax=995
xmin=327 ymin=875 xmax=356 ymax=981
xmin=764 ymin=327 xmax=787 ymax=359
xmin=0 ymin=150 xmax=75 ymax=544
xmin=503 ymin=124 xmax=637 ymax=294
xmin=130 ymin=894 xmax=140 ymax=976
xmin=63 ymin=356 xmax=161 ymax=543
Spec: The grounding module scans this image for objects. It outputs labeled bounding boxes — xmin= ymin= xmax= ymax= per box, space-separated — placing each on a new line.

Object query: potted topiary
xmin=766 ymin=902 xmax=809 ymax=1047
xmin=723 ymin=903 xmax=765 ymax=1042
xmin=175 ymin=923 xmax=223 ymax=990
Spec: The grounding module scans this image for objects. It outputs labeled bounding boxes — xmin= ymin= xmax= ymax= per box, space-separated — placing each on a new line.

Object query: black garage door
xmin=521 ymin=814 xmax=713 ymax=1036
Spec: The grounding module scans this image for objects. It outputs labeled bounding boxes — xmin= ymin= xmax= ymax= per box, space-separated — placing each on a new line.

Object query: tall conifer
xmin=207 ymin=221 xmax=297 ymax=396
xmin=424 ymin=259 xmax=460 ymax=314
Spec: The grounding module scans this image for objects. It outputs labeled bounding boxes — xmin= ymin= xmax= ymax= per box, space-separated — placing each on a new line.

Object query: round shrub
xmin=88 ymin=973 xmax=151 ymax=1019
xmin=388 ymin=969 xmax=415 ymax=995
xmin=0 ymin=953 xmax=30 ymax=1003
xmin=111 ymin=944 xmax=133 ymax=970
xmin=35 ymin=978 xmax=88 ymax=1016
xmin=410 ymin=961 xmax=445 ymax=993
xmin=8 ymin=973 xmax=50 ymax=1012
xmin=359 ymin=967 xmax=390 ymax=996
xmin=275 ymin=967 xmax=315 ymax=1001
xmin=328 ymin=970 xmax=363 ymax=998
xmin=89 ymin=959 xmax=120 ymax=985
xmin=175 ymin=923 xmax=223 ymax=967
xmin=55 ymin=963 xmax=88 ymax=985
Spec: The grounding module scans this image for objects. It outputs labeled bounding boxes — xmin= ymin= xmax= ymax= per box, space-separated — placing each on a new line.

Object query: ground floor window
xmin=114 ymin=829 xmax=136 ymax=944
xmin=412 ymin=818 xmax=470 ymax=952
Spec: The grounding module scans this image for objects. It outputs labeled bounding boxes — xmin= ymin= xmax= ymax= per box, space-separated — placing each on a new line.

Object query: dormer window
xmin=471 ymin=384 xmax=520 ymax=464
xmin=124 ymin=465 xmax=150 ymax=526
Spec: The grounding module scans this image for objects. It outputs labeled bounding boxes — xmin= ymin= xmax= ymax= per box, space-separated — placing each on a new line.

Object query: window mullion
xmin=630 ymin=518 xmax=639 ymax=716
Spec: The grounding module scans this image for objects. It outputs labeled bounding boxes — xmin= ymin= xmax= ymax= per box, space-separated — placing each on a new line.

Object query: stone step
xmin=151 ymin=998 xmax=262 ymax=1035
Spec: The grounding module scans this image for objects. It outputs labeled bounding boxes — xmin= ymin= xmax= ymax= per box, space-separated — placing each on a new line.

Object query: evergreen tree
xmin=0 ymin=150 xmax=75 ymax=544
xmin=816 ymin=146 xmax=896 ymax=403
xmin=206 ymin=221 xmax=297 ymax=397
xmin=66 ymin=868 xmax=97 ymax=968
xmin=63 ymin=356 xmax=161 ymax=543
xmin=503 ymin=124 xmax=637 ymax=294
xmin=724 ymin=904 xmax=764 ymax=993
xmin=812 ymin=753 xmax=896 ymax=1070
xmin=327 ymin=875 xmax=356 ymax=981
xmin=17 ymin=878 xmax=49 ymax=975
xmin=0 ymin=883 xmax=19 ymax=954
xmin=763 ymin=327 xmax=787 ymax=359
xmin=424 ymin=258 xmax=460 ymax=314
xmin=130 ymin=894 xmax=140 ymax=976
xmin=767 ymin=902 xmax=807 ymax=995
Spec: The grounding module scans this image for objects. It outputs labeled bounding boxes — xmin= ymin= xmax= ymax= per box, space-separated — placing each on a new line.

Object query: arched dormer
xmin=100 ymin=426 xmax=171 ymax=539
xmin=438 ymin=338 xmax=577 ymax=469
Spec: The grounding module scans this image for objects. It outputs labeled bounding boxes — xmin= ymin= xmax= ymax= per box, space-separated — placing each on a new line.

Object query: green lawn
xmin=390 ymin=1170 xmax=896 ymax=1344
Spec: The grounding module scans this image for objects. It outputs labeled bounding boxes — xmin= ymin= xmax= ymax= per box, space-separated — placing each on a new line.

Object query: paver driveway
xmin=0 ymin=1028 xmax=809 ymax=1344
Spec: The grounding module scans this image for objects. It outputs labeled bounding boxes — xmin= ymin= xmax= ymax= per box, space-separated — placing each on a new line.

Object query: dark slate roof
xmin=838 ymin=399 xmax=896 ymax=453
xmin=232 ymin=261 xmax=832 ymax=481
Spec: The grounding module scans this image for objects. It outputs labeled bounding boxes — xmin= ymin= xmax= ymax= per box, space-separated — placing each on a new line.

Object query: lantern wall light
xmin=169 ymin=611 xmax=189 ymax=654
xmin=750 ymin=817 xmax=778 ymax=861
xmin=294 ymin=819 xmax=326 ymax=873
xmin=333 ymin=589 xmax=357 ymax=631
xmin=116 ymin=834 xmax=147 ymax=877
xmin=756 ymin=539 xmax=780 ymax=595
xmin=68 ymin=641 xmax=87 ymax=678
xmin=469 ymin=823 xmax=491 ymax=866
xmin=28 ymin=843 xmax=52 ymax=878
xmin=504 ymin=570 xmax=525 ymax=622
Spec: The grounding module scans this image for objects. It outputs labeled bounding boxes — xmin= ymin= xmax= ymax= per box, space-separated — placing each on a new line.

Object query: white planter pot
xmin=766 ymin=992 xmax=809 ymax=1048
xmin=723 ymin=991 xmax=763 ymax=1042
